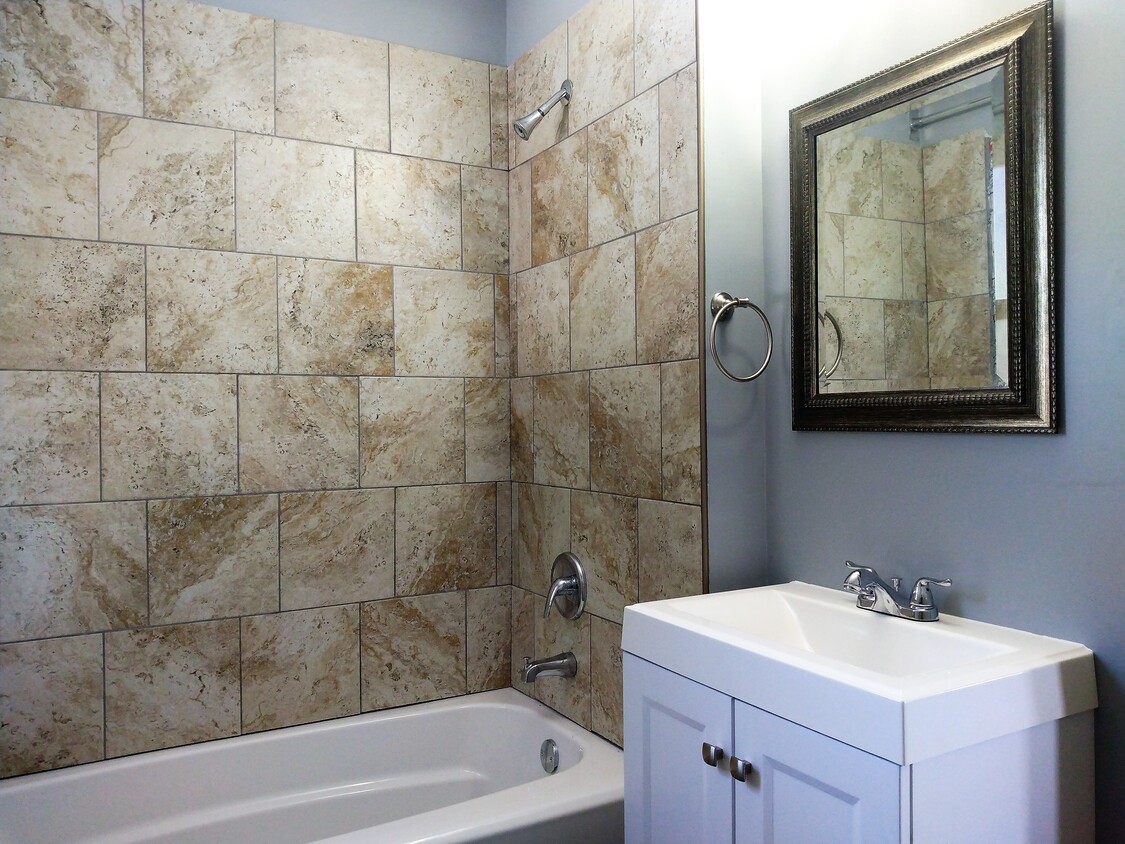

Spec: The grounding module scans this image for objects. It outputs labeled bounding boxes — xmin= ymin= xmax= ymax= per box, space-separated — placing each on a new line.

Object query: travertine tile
xmin=359 ymin=377 xmax=464 ymax=487
xmin=590 ymin=365 xmax=662 ymax=499
xmin=922 ymin=129 xmax=988 ymax=222
xmin=590 ymin=615 xmax=623 ymax=746
xmin=1 ymin=0 xmax=143 ymax=114
xmin=143 ymin=0 xmax=273 ymax=133
xmin=570 ymin=237 xmax=637 ymax=369
xmin=818 ymin=212 xmax=846 ymax=298
xmin=466 ymin=378 xmax=511 ymax=483
xmin=0 ymin=371 xmax=99 ymax=506
xmin=490 ymin=65 xmax=509 ymax=169
xmin=279 ymin=258 xmax=394 ymax=377
xmin=241 ymin=605 xmax=360 ymax=732
xmin=361 ymin=593 xmax=466 ymax=710
xmin=0 ymin=502 xmax=146 ymax=641
xmin=462 ymin=166 xmax=510 ymax=274
xmin=280 ymin=488 xmax=394 ymax=610
xmin=638 ymin=498 xmax=702 ymax=601
xmin=843 ymin=216 xmax=903 ymax=299
xmin=509 ymin=21 xmax=568 ymax=167
xmin=822 ymin=296 xmax=886 ymax=380
xmin=588 ymin=90 xmax=659 ymax=246
xmin=236 ymin=134 xmax=356 ymax=262
xmin=0 ymin=236 xmax=145 ymax=371
xmin=661 ymin=360 xmax=702 ymax=504
xmin=101 ymin=373 xmax=237 ymax=499
xmin=496 ymin=482 xmax=513 ymax=585
xmin=533 ymin=373 xmax=590 ymax=488
xmin=533 ymin=607 xmax=590 ymax=728
xmin=0 ymin=635 xmax=103 ymax=777
xmin=356 ymin=151 xmax=461 ymax=269
xmin=239 ymin=375 xmax=359 ymax=492
xmin=148 ymin=494 xmax=279 ymax=624
xmin=634 ymin=0 xmax=696 ymax=93
xmin=571 ymin=490 xmax=638 ymax=623
xmin=567 ymin=0 xmax=634 ymax=130
xmin=514 ymin=258 xmax=570 ymax=376
xmin=636 ymin=212 xmax=699 ymax=363
xmin=925 ymin=212 xmax=990 ymax=300
xmin=394 ymin=267 xmax=495 ymax=377
xmin=105 ymin=620 xmax=240 ymax=757
xmin=0 ymin=99 xmax=97 ymax=238
xmin=468 ymin=587 xmax=511 ymax=693
xmin=510 ymin=377 xmax=535 ymax=482
xmin=509 ymin=163 xmax=533 ymax=274
xmin=495 ymin=274 xmax=512 ymax=377
xmin=902 ymin=222 xmax=927 ymax=300
xmin=817 ymin=132 xmax=882 ymax=218
xmin=659 ymin=63 xmax=699 ymax=221
xmin=395 ymin=484 xmax=496 ymax=595
xmin=532 ymin=130 xmax=588 ymax=266
xmin=515 ymin=483 xmax=570 ymax=595
xmin=881 ymin=140 xmax=924 ymax=223
xmin=147 ymin=247 xmax=276 ymax=373
xmin=275 ymin=23 xmax=389 ymax=150
xmin=510 ymin=586 xmax=536 ymax=687
xmin=99 ymin=115 xmax=234 ymax=249
xmin=885 ymin=300 xmax=929 ymax=380
xmin=928 ymin=295 xmax=992 ymax=384
xmin=390 ymin=44 xmax=491 ymax=165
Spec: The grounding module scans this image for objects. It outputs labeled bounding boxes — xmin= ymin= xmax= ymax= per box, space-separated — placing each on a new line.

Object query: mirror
xmin=790 ymin=2 xmax=1055 ymax=432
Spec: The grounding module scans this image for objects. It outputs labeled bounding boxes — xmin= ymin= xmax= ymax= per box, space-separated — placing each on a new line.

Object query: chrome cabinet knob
xmin=701 ymin=742 xmax=725 ymax=767
xmin=729 ymin=755 xmax=753 ymax=782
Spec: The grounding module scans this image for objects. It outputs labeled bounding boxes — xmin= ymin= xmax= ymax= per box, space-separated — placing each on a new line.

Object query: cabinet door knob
xmin=729 ymin=755 xmax=753 ymax=782
xmin=701 ymin=742 xmax=725 ymax=767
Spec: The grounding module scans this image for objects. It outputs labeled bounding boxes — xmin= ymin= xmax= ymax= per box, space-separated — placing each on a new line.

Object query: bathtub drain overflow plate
xmin=540 ymin=739 xmax=560 ymax=774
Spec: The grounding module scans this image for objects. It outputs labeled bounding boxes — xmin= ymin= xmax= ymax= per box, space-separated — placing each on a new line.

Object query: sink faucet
xmin=522 ymin=652 xmax=577 ymax=683
xmin=842 ymin=560 xmax=951 ymax=622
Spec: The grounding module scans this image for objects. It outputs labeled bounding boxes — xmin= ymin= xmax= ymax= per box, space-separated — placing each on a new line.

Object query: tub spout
xmin=522 ymin=652 xmax=577 ymax=683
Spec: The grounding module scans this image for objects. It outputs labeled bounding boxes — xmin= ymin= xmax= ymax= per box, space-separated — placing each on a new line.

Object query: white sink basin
xmin=622 ymin=582 xmax=1097 ymax=764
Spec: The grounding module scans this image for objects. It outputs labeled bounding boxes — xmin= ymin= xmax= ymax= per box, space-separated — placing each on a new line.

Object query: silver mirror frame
xmin=790 ymin=2 xmax=1056 ymax=433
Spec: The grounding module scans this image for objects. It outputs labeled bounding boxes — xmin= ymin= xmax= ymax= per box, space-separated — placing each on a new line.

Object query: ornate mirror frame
xmin=790 ymin=2 xmax=1055 ymax=433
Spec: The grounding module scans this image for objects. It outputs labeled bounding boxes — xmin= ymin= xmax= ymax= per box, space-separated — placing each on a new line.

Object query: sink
xmin=622 ymin=582 xmax=1097 ymax=764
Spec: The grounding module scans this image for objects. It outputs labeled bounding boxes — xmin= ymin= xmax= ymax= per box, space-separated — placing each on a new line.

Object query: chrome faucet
xmin=842 ymin=560 xmax=951 ymax=622
xmin=522 ymin=652 xmax=577 ymax=683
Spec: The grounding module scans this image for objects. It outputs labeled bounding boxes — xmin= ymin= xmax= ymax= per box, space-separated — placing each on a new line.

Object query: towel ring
xmin=818 ymin=309 xmax=843 ymax=380
xmin=708 ymin=291 xmax=773 ymax=383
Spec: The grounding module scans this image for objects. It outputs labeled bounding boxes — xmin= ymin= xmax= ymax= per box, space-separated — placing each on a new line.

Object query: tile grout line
xmin=101 ymin=632 xmax=108 ymax=761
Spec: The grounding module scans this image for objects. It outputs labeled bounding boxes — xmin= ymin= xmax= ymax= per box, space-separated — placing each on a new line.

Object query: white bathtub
xmin=0 ymin=689 xmax=624 ymax=844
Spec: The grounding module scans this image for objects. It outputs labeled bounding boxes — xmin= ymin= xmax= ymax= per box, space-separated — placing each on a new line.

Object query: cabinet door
xmin=733 ymin=701 xmax=901 ymax=844
xmin=624 ymin=655 xmax=734 ymax=844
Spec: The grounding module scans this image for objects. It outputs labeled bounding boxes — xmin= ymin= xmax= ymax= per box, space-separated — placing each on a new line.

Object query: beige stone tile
xmin=885 ymin=300 xmax=929 ymax=380
xmin=634 ymin=0 xmax=696 ymax=92
xmin=0 ymin=502 xmax=146 ymax=641
xmin=0 ymin=371 xmax=99 ymax=506
xmin=902 ymin=222 xmax=928 ymax=300
xmin=496 ymin=482 xmax=513 ymax=586
xmin=922 ymin=129 xmax=988 ymax=222
xmin=637 ymin=212 xmax=699 ymax=363
xmin=925 ymin=211 xmax=990 ymax=300
xmin=817 ymin=212 xmax=846 ymax=298
xmin=0 ymin=236 xmax=145 ymax=371
xmin=143 ymin=0 xmax=272 ymax=133
xmin=462 ymin=166 xmax=510 ymax=274
xmin=843 ymin=216 xmax=903 ymax=299
xmin=817 ymin=132 xmax=882 ymax=218
xmin=361 ymin=593 xmax=466 ymax=710
xmin=570 ymin=237 xmax=636 ymax=370
xmin=0 ymin=635 xmax=103 ymax=777
xmin=239 ymin=375 xmax=359 ymax=492
xmin=638 ymin=498 xmax=702 ymax=602
xmin=659 ymin=63 xmax=699 ymax=221
xmin=466 ymin=378 xmax=510 ymax=483
xmin=533 ymin=608 xmax=590 ymax=728
xmin=105 ymin=619 xmax=240 ymax=757
xmin=590 ymin=365 xmax=661 ymax=498
xmin=0 ymin=99 xmax=97 ymax=238
xmin=928 ymin=295 xmax=993 ymax=384
xmin=567 ymin=0 xmax=633 ymax=130
xmin=241 ymin=605 xmax=360 ymax=732
xmin=514 ymin=258 xmax=570 ymax=376
xmin=532 ymin=130 xmax=588 ymax=266
xmin=101 ymin=373 xmax=237 ymax=499
xmin=468 ymin=587 xmax=511 ymax=693
xmin=881 ymin=140 xmax=924 ymax=223
xmin=495 ymin=274 xmax=512 ymax=377
xmin=275 ymin=23 xmax=389 ymax=150
xmin=571 ymin=490 xmax=638 ymax=623
xmin=490 ymin=65 xmax=509 ymax=169
xmin=236 ymin=134 xmax=356 ymax=262
xmin=279 ymin=258 xmax=394 ymax=377
xmin=147 ymin=247 xmax=276 ymax=374
xmin=509 ymin=21 xmax=568 ymax=168
xmin=823 ymin=296 xmax=886 ymax=381
xmin=360 ymin=376 xmax=463 ymax=487
xmin=510 ymin=377 xmax=534 ymax=483
xmin=533 ymin=373 xmax=590 ymax=488
xmin=509 ymin=162 xmax=533 ymax=274
xmin=98 ymin=115 xmax=234 ymax=249
xmin=588 ymin=90 xmax=659 ymax=246
xmin=510 ymin=586 xmax=537 ymax=687
xmin=389 ymin=45 xmax=490 ymax=165
xmin=356 ymin=151 xmax=461 ymax=269
xmin=280 ymin=488 xmax=394 ymax=610
xmin=661 ymin=360 xmax=702 ymax=505
xmin=148 ymin=494 xmax=279 ymax=624
xmin=1 ymin=0 xmax=143 ymax=114
xmin=395 ymin=484 xmax=496 ymax=595
xmin=515 ymin=483 xmax=570 ymax=595
xmin=394 ymin=267 xmax=495 ymax=377
xmin=590 ymin=615 xmax=623 ymax=746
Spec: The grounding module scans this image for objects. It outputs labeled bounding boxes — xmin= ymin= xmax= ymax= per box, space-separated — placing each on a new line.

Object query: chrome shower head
xmin=513 ymin=79 xmax=573 ymax=141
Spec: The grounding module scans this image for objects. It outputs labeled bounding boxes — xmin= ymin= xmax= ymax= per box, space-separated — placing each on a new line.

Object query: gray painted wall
xmin=506 ymin=0 xmax=588 ymax=63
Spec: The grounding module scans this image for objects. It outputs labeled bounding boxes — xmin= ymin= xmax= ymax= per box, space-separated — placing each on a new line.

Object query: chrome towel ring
xmin=818 ymin=309 xmax=843 ymax=380
xmin=708 ymin=291 xmax=773 ymax=383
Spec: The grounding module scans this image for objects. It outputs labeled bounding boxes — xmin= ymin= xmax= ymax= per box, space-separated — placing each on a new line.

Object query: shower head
xmin=513 ymin=79 xmax=573 ymax=141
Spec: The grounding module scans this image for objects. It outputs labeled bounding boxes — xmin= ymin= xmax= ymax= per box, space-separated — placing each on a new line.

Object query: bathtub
xmin=0 ymin=689 xmax=624 ymax=844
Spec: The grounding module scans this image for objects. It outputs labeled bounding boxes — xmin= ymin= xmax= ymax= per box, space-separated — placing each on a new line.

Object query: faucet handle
xmin=910 ymin=577 xmax=952 ymax=608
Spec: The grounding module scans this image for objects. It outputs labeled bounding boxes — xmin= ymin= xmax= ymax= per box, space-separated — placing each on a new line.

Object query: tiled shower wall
xmin=0 ymin=0 xmax=513 ymax=777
